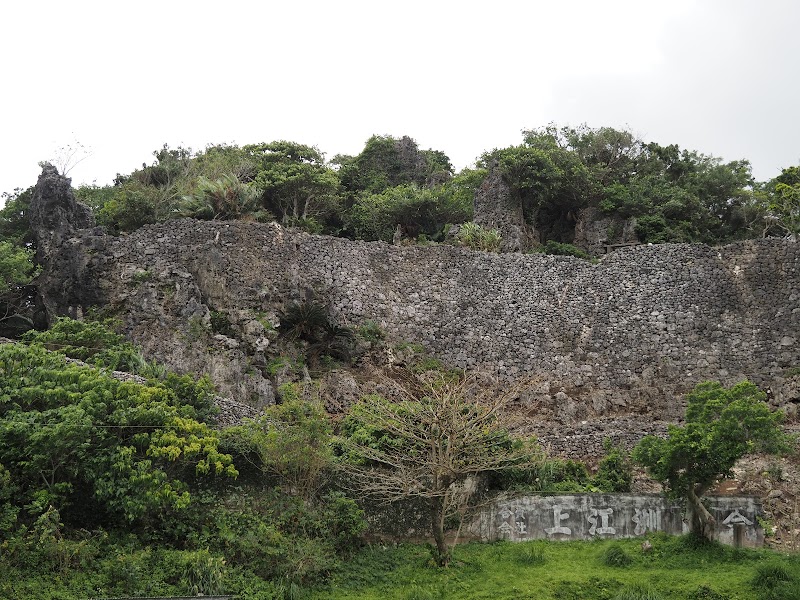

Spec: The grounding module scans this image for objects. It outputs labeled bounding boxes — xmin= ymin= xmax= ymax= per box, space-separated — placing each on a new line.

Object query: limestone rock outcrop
xmin=29 ymin=165 xmax=102 ymax=321
xmin=473 ymin=164 xmax=536 ymax=252
xmin=29 ymin=164 xmax=94 ymax=265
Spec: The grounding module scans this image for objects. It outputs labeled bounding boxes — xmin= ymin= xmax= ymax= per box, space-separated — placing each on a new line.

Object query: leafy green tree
xmin=245 ymin=141 xmax=341 ymax=230
xmin=22 ymin=316 xmax=143 ymax=372
xmin=760 ymin=167 xmax=800 ymax=239
xmin=0 ymin=189 xmax=38 ymax=337
xmin=339 ymin=372 xmax=542 ymax=567
xmin=94 ymin=182 xmax=161 ymax=232
xmin=769 ymin=182 xmax=800 ymax=239
xmin=223 ymin=394 xmax=334 ymax=500
xmin=0 ymin=187 xmax=36 ymax=250
xmin=0 ymin=342 xmax=237 ymax=528
xmin=339 ymin=135 xmax=453 ymax=198
xmin=483 ymin=131 xmax=591 ymax=243
xmin=486 ymin=125 xmax=759 ymax=246
xmin=596 ymin=140 xmax=756 ymax=244
xmin=556 ymin=124 xmax=644 ymax=188
xmin=633 ymin=380 xmax=789 ymax=539
xmin=592 ymin=440 xmax=633 ymax=492
xmin=349 ymin=183 xmax=471 ymax=242
xmin=187 ymin=142 xmax=259 ymax=183
xmin=0 ymin=241 xmax=37 ymax=296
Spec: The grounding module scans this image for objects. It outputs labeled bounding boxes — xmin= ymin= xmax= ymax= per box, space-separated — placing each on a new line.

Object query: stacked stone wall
xmin=43 ymin=219 xmax=800 ymax=432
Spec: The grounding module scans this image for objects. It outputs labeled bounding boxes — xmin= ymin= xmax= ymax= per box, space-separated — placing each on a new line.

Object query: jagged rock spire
xmin=28 ymin=163 xmax=94 ymax=266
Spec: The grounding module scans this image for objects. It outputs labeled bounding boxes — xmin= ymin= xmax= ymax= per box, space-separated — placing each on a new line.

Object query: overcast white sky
xmin=1 ymin=0 xmax=798 ymax=201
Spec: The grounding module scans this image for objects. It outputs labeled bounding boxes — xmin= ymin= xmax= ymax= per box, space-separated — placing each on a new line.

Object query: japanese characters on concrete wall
xmin=473 ymin=494 xmax=764 ymax=548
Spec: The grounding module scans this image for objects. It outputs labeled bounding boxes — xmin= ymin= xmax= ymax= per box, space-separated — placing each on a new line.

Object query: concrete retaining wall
xmin=471 ymin=494 xmax=764 ymax=547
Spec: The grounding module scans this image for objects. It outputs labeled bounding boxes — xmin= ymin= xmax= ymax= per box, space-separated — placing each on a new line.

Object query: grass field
xmin=308 ymin=535 xmax=800 ymax=600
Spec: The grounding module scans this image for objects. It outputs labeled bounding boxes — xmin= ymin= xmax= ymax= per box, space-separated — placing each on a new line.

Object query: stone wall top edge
xmin=109 ymin=218 xmax=799 ymax=264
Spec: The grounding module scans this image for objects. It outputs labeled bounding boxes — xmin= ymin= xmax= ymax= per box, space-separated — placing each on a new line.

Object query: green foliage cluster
xmin=0 ymin=240 xmax=38 ymax=337
xmin=247 ymin=140 xmax=341 ymax=231
xmin=455 ymin=221 xmax=502 ymax=252
xmin=350 ymin=183 xmax=471 ymax=242
xmin=594 ymin=440 xmax=634 ymax=493
xmin=337 ymin=135 xmax=453 ymax=197
xmin=75 ymin=135 xmax=469 ymax=241
xmin=538 ymin=239 xmax=592 ymax=259
xmin=223 ymin=397 xmax=335 ymax=500
xmin=22 ymin=318 xmax=218 ymax=421
xmin=0 ymin=188 xmax=39 ymax=337
xmin=633 ymin=380 xmax=789 ymax=538
xmin=22 ymin=316 xmax=143 ymax=372
xmin=0 ymin=319 xmax=368 ymax=598
xmin=493 ymin=457 xmax=592 ymax=492
xmin=279 ymin=300 xmax=357 ymax=367
xmin=0 ymin=187 xmax=35 ymax=249
xmin=177 ymin=173 xmax=270 ymax=222
xmin=357 ymin=320 xmax=385 ymax=343
xmin=0 ymin=342 xmax=237 ymax=527
xmin=483 ymin=124 xmax=778 ymax=247
xmin=0 ymin=241 xmax=36 ymax=295
xmin=493 ymin=440 xmax=632 ymax=494
xmin=755 ymin=165 xmax=799 ymax=240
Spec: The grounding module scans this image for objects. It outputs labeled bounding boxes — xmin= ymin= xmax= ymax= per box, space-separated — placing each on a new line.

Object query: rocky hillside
xmin=28 ymin=166 xmax=800 ymax=457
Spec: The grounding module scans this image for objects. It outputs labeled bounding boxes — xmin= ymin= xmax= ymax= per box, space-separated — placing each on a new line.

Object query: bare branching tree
xmin=47 ymin=137 xmax=93 ymax=177
xmin=338 ymin=371 xmax=543 ymax=566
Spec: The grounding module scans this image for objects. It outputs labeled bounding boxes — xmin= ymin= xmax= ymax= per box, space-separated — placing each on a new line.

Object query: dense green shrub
xmin=357 ymin=320 xmax=385 ymax=343
xmin=0 ymin=343 xmax=237 ymax=528
xmin=456 ymin=221 xmax=502 ymax=252
xmin=95 ymin=182 xmax=163 ymax=232
xmin=22 ymin=316 xmax=143 ymax=372
xmin=349 ymin=184 xmax=470 ymax=242
xmin=222 ymin=397 xmax=335 ymax=500
xmin=593 ymin=440 xmax=633 ymax=492
xmin=602 ymin=544 xmax=633 ymax=567
xmin=540 ymin=239 xmax=592 ymax=259
xmin=492 ymin=457 xmax=591 ymax=492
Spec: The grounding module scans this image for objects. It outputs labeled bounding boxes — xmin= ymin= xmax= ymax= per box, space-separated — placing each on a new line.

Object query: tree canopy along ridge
xmin=2 ymin=125 xmax=793 ymax=254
